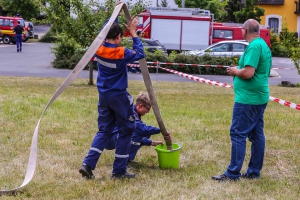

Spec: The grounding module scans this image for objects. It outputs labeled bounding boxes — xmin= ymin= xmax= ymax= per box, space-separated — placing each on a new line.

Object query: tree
xmin=223 ymin=0 xmax=242 ymax=22
xmin=174 ymin=0 xmax=226 ymax=21
xmin=161 ymin=0 xmax=168 ymax=7
xmin=234 ymin=0 xmax=264 ymax=23
xmin=41 ymin=0 xmax=147 ymax=80
xmin=0 ymin=0 xmax=40 ymax=20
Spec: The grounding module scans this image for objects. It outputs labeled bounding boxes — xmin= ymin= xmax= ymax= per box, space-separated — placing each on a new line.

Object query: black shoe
xmin=212 ymin=174 xmax=239 ymax=181
xmin=112 ymin=172 xmax=136 ymax=179
xmin=17 ymin=49 xmax=19 ymax=52
xmin=241 ymin=173 xmax=260 ymax=179
xmin=79 ymin=165 xmax=95 ymax=179
xmin=127 ymin=160 xmax=138 ymax=164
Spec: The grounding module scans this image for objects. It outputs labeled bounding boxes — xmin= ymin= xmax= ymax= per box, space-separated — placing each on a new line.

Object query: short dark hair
xmin=17 ymin=21 xmax=20 ymax=24
xmin=106 ymin=23 xmax=123 ymax=39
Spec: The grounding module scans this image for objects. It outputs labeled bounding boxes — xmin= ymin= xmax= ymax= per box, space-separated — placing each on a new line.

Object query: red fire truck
xmin=131 ymin=7 xmax=213 ymax=53
xmin=131 ymin=7 xmax=271 ymax=52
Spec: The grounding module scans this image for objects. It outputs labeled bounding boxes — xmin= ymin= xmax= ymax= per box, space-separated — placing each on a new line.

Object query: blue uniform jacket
xmin=131 ymin=105 xmax=160 ymax=146
xmin=94 ymin=18 xmax=145 ymax=95
xmin=105 ymin=105 xmax=160 ymax=150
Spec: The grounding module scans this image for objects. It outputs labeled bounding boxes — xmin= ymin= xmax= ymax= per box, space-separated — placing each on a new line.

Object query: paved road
xmin=0 ymin=42 xmax=299 ymax=86
xmin=34 ymin=25 xmax=51 ymax=39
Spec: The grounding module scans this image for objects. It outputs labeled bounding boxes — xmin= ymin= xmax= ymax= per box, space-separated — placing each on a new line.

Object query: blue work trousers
xmin=224 ymin=102 xmax=267 ymax=179
xmin=16 ymin=34 xmax=22 ymax=51
xmin=83 ymin=92 xmax=135 ymax=175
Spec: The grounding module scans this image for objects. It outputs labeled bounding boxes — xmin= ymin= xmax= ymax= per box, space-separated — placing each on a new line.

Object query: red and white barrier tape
xmin=156 ymin=66 xmax=300 ymax=111
xmin=131 ymin=62 xmax=229 ymax=68
xmin=128 ymin=64 xmax=300 ymax=110
xmin=130 ymin=62 xmax=299 ymax=71
xmin=272 ymin=68 xmax=296 ymax=70
xmin=159 ymin=66 xmax=233 ymax=89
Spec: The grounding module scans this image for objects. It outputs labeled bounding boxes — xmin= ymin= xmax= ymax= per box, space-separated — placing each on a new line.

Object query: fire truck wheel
xmin=2 ymin=36 xmax=11 ymax=44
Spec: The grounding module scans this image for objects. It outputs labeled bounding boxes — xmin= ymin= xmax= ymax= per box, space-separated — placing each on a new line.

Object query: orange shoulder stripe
xmin=95 ymin=46 xmax=125 ymax=59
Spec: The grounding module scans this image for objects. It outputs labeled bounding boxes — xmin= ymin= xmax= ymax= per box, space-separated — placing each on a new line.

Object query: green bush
xmin=146 ymin=51 xmax=240 ymax=75
xmin=39 ymin=28 xmax=57 ymax=43
xmin=269 ymin=18 xmax=300 ymax=57
xmin=52 ymin=34 xmax=240 ymax=76
xmin=52 ymin=34 xmax=88 ymax=69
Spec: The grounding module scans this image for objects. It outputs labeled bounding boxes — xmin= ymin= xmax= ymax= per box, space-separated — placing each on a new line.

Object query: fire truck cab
xmin=212 ymin=22 xmax=271 ymax=47
xmin=0 ymin=15 xmax=26 ymax=44
xmin=135 ymin=7 xmax=213 ymax=53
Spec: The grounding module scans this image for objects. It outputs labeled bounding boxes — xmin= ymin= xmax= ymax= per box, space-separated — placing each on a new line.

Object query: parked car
xmin=183 ymin=40 xmax=249 ymax=57
xmin=141 ymin=38 xmax=168 ymax=55
xmin=24 ymin=21 xmax=34 ymax=41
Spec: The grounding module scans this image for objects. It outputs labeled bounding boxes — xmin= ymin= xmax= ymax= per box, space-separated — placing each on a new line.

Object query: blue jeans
xmin=16 ymin=34 xmax=22 ymax=51
xmin=224 ymin=102 xmax=267 ymax=179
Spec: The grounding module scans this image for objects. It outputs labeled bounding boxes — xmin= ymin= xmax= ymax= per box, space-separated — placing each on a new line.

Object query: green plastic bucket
xmin=155 ymin=143 xmax=182 ymax=169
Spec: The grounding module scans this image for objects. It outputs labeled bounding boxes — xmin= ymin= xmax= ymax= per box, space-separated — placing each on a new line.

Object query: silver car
xmin=184 ymin=40 xmax=249 ymax=57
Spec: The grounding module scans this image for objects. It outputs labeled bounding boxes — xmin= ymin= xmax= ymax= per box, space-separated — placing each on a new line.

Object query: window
xmin=208 ymin=43 xmax=230 ymax=52
xmin=232 ymin=44 xmax=246 ymax=52
xmin=213 ymin=30 xmax=233 ymax=39
xmin=0 ymin=19 xmax=14 ymax=26
xmin=268 ymin=18 xmax=279 ymax=33
xmin=138 ymin=17 xmax=143 ymax=26
xmin=266 ymin=14 xmax=282 ymax=33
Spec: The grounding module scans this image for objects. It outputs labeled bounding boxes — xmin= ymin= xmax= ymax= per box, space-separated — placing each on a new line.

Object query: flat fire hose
xmin=0 ymin=3 xmax=171 ymax=196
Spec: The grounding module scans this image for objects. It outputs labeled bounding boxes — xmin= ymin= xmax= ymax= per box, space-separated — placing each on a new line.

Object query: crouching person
xmin=105 ymin=92 xmax=172 ymax=163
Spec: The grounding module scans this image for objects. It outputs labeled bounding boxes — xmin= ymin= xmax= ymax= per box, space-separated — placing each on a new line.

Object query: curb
xmin=270 ymin=68 xmax=280 ymax=78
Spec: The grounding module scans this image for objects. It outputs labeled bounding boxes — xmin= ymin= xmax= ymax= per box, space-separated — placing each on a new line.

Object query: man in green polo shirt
xmin=212 ymin=19 xmax=272 ymax=181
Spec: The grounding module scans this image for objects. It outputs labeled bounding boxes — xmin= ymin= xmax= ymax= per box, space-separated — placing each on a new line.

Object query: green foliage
xmin=42 ymin=0 xmax=106 ymax=48
xmin=174 ymin=0 xmax=227 ymax=20
xmin=0 ymin=0 xmax=40 ymax=20
xmin=161 ymin=0 xmax=168 ymax=7
xmin=39 ymin=27 xmax=57 ymax=43
xmin=43 ymin=0 xmax=149 ymax=68
xmin=290 ymin=47 xmax=300 ymax=74
xmin=146 ymin=51 xmax=240 ymax=75
xmin=223 ymin=0 xmax=242 ymax=22
xmin=270 ymin=17 xmax=300 ymax=60
xmin=234 ymin=0 xmax=264 ymax=23
xmin=51 ymin=34 xmax=86 ymax=69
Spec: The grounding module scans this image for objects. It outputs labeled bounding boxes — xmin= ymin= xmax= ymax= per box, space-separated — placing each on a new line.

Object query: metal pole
xmin=182 ymin=0 xmax=185 ymax=8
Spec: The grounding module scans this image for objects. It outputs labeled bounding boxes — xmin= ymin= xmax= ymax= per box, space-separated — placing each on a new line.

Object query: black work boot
xmin=79 ymin=164 xmax=95 ymax=179
xmin=112 ymin=172 xmax=136 ymax=179
xmin=211 ymin=174 xmax=239 ymax=181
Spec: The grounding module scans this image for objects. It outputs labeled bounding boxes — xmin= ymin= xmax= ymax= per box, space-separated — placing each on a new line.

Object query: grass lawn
xmin=0 ymin=76 xmax=300 ymax=199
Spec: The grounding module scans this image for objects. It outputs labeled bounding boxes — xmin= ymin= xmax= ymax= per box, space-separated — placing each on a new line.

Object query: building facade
xmin=257 ymin=0 xmax=300 ymax=35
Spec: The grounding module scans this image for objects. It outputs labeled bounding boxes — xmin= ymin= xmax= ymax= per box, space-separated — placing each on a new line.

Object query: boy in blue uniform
xmin=79 ymin=9 xmax=146 ymax=179
xmin=105 ymin=92 xmax=172 ymax=163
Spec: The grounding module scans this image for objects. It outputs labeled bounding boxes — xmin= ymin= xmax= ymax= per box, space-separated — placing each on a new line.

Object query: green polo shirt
xmin=233 ymin=37 xmax=272 ymax=105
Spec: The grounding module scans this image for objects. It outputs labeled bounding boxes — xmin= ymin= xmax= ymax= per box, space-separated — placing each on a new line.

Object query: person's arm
xmin=135 ymin=120 xmax=161 ymax=137
xmin=140 ymin=137 xmax=164 ymax=146
xmin=141 ymin=137 xmax=152 ymax=146
xmin=226 ymin=66 xmax=255 ymax=79
xmin=123 ymin=17 xmax=146 ymax=62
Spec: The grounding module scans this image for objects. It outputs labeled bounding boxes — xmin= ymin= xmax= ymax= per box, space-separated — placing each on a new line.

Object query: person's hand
xmin=151 ymin=140 xmax=164 ymax=146
xmin=226 ymin=65 xmax=238 ymax=76
xmin=163 ymin=131 xmax=172 ymax=142
xmin=123 ymin=16 xmax=139 ymax=38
